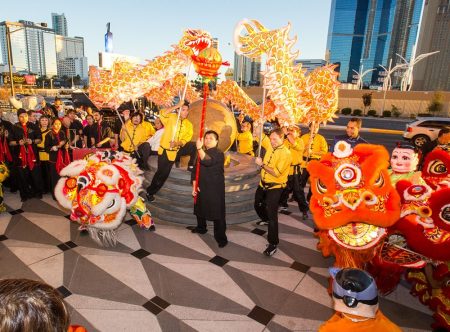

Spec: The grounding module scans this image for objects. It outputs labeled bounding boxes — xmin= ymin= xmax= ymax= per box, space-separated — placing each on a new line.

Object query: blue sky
xmin=2 ymin=0 xmax=331 ymax=76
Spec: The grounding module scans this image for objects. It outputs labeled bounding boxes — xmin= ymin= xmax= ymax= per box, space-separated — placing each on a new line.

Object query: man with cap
xmin=319 ymin=267 xmax=401 ymax=331
xmin=8 ymin=109 xmax=44 ymax=201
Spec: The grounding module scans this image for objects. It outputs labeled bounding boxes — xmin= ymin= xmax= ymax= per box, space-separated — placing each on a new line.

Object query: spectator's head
xmin=241 ymin=121 xmax=251 ymax=132
xmin=86 ymin=114 xmax=94 ymax=126
xmin=66 ymin=109 xmax=77 ymax=121
xmin=17 ymin=109 xmax=28 ymax=125
xmin=0 ymin=278 xmax=70 ymax=332
xmin=122 ymin=109 xmax=130 ymax=121
xmin=154 ymin=117 xmax=163 ymax=130
xmin=39 ymin=115 xmax=50 ymax=129
xmin=269 ymin=128 xmax=284 ymax=149
xmin=41 ymin=99 xmax=46 ymax=107
xmin=27 ymin=110 xmax=37 ymax=124
xmin=62 ymin=116 xmax=71 ymax=128
xmin=86 ymin=107 xmax=93 ymax=115
xmin=93 ymin=110 xmax=103 ymax=122
xmin=391 ymin=143 xmax=420 ymax=174
xmin=180 ymin=101 xmax=190 ymax=120
xmin=52 ymin=118 xmax=62 ymax=132
xmin=204 ymin=130 xmax=219 ymax=149
xmin=346 ymin=118 xmax=362 ymax=139
xmin=437 ymin=127 xmax=450 ymax=145
xmin=130 ymin=112 xmax=142 ymax=125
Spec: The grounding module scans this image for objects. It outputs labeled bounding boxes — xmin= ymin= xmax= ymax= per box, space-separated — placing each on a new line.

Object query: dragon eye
xmin=418 ymin=206 xmax=432 ymax=218
xmin=428 ymin=160 xmax=447 ymax=175
xmin=316 ymin=179 xmax=327 ymax=194
xmin=440 ymin=205 xmax=450 ymax=224
xmin=374 ymin=172 xmax=384 ymax=187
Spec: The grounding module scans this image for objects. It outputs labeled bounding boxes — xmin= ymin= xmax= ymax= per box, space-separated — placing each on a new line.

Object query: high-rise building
xmin=55 ymin=35 xmax=88 ymax=78
xmin=211 ymin=38 xmax=219 ymax=49
xmin=413 ymin=0 xmax=450 ymax=91
xmin=294 ymin=59 xmax=326 ymax=74
xmin=51 ymin=13 xmax=68 ymax=36
xmin=0 ymin=21 xmax=57 ymax=77
xmin=233 ymin=53 xmax=261 ymax=86
xmin=326 ymin=0 xmax=423 ymax=87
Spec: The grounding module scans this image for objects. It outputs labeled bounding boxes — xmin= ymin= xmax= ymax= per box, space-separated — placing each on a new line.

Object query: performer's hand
xmin=287 ymin=134 xmax=295 ymax=144
xmin=18 ymin=139 xmax=24 ymax=146
xmin=169 ymin=140 xmax=176 ymax=149
xmin=192 ymin=187 xmax=200 ymax=197
xmin=96 ymin=143 xmax=102 ymax=148
xmin=51 ymin=146 xmax=58 ymax=151
xmin=255 ymin=157 xmax=263 ymax=166
xmin=196 ymin=138 xmax=203 ymax=150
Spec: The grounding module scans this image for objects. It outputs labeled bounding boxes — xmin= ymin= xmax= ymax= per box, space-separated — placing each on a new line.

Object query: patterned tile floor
xmin=0 ymin=191 xmax=433 ymax=332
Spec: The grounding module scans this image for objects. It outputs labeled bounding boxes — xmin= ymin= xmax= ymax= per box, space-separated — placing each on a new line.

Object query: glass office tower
xmin=326 ymin=0 xmax=423 ymax=87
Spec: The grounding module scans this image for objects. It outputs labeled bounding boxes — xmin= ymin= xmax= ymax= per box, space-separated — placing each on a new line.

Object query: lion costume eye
xmin=374 ymin=172 xmax=384 ymax=187
xmin=77 ymin=176 xmax=89 ymax=190
xmin=316 ymin=179 xmax=327 ymax=194
xmin=428 ymin=160 xmax=447 ymax=175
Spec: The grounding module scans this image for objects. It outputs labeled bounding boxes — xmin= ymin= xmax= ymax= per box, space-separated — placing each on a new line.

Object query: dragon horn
xmin=251 ymin=19 xmax=268 ymax=32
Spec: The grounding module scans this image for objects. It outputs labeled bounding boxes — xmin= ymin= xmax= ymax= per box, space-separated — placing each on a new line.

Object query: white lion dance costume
xmin=55 ymin=151 xmax=153 ymax=246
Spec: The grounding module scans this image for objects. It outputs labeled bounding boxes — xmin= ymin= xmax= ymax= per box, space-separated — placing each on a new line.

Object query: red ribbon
xmin=54 ymin=130 xmax=70 ymax=173
xmin=0 ymin=136 xmax=12 ymax=162
xmin=193 ymin=82 xmax=209 ymax=204
xmin=19 ymin=124 xmax=36 ymax=170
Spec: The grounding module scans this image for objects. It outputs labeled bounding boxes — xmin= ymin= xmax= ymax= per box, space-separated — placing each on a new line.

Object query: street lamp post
xmin=5 ymin=25 xmax=15 ymax=97
xmin=379 ymin=59 xmax=407 ymax=113
xmin=352 ymin=65 xmax=375 ymax=90
xmin=396 ymin=48 xmax=439 ymax=91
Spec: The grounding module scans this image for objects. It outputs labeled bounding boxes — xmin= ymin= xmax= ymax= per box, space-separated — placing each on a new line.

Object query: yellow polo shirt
xmin=236 ymin=131 xmax=254 ymax=156
xmin=284 ymin=137 xmax=304 ymax=175
xmin=260 ymin=144 xmax=292 ymax=189
xmin=120 ymin=121 xmax=151 ymax=152
xmin=301 ymin=133 xmax=328 ymax=165
xmin=158 ymin=113 xmax=193 ymax=161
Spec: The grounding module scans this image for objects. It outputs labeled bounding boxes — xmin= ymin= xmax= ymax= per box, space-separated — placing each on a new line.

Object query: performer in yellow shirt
xmin=145 ymin=101 xmax=194 ymax=202
xmin=120 ymin=112 xmax=152 ymax=153
xmin=300 ymin=127 xmax=328 ymax=201
xmin=236 ymin=121 xmax=254 ymax=156
xmin=279 ymin=125 xmax=309 ymax=219
xmin=254 ymin=128 xmax=292 ymax=257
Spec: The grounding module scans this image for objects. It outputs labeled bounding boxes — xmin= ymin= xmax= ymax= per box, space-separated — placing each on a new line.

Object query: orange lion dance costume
xmin=307 ymin=141 xmax=401 ymax=268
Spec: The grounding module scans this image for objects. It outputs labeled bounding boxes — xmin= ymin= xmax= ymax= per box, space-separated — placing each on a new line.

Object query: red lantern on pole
xmin=191 ymin=48 xmax=229 ymax=202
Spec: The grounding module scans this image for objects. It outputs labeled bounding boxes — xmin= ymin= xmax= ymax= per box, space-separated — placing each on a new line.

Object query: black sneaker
xmin=148 ymin=225 xmax=156 ymax=232
xmin=263 ymin=244 xmax=277 ymax=256
xmin=218 ymin=241 xmax=228 ymax=248
xmin=191 ymin=227 xmax=207 ymax=234
xmin=146 ymin=193 xmax=155 ymax=202
xmin=256 ymin=220 xmax=269 ymax=226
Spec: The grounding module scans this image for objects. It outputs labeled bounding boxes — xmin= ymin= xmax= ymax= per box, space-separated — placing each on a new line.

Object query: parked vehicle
xmin=403 ymin=117 xmax=450 ymax=147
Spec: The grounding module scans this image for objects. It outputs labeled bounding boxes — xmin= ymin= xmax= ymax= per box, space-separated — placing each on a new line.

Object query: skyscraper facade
xmin=0 ymin=21 xmax=57 ymax=77
xmin=51 ymin=13 xmax=68 ymax=36
xmin=233 ymin=53 xmax=261 ymax=86
xmin=55 ymin=35 xmax=88 ymax=78
xmin=413 ymin=0 xmax=450 ymax=91
xmin=326 ymin=0 xmax=423 ymax=87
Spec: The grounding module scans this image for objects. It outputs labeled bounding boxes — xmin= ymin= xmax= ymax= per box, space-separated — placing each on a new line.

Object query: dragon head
xmin=178 ymin=29 xmax=212 ymax=57
xmin=308 ymin=141 xmax=401 ymax=251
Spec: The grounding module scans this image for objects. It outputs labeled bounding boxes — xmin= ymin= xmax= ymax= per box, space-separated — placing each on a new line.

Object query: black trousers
xmin=49 ymin=162 xmax=60 ymax=199
xmin=146 ymin=144 xmax=196 ymax=196
xmin=254 ymin=186 xmax=283 ymax=246
xmin=279 ymin=172 xmax=308 ymax=213
xmin=17 ymin=164 xmax=43 ymax=200
xmin=196 ymin=215 xmax=227 ymax=245
xmin=300 ymin=167 xmax=313 ymax=202
xmin=40 ymin=161 xmax=51 ymax=194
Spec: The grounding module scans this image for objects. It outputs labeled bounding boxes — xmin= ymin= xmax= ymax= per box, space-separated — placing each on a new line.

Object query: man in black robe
xmin=190 ymin=130 xmax=227 ymax=247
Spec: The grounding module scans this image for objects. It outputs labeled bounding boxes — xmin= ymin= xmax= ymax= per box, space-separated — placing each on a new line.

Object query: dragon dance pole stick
xmin=257 ymin=84 xmax=267 ymax=158
xmin=171 ymin=62 xmax=193 ymax=143
xmin=193 ymin=81 xmax=209 ymax=204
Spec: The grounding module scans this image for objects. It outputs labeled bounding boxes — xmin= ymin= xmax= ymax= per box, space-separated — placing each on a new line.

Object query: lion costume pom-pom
xmin=55 ymin=151 xmax=153 ymax=247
